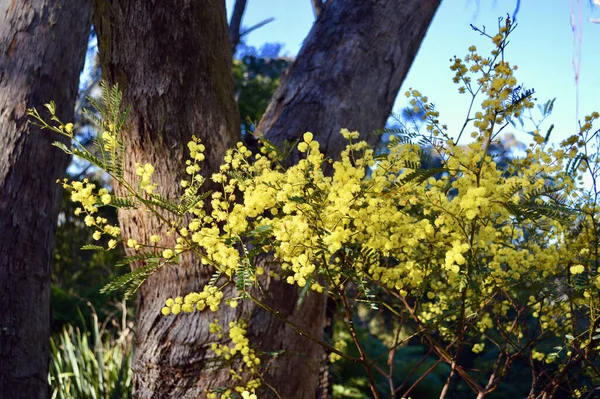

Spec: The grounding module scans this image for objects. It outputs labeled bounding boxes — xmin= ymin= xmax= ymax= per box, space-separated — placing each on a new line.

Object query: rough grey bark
xmin=92 ymin=0 xmax=440 ymax=398
xmin=0 ymin=1 xmax=92 ymax=398
xmin=258 ymin=0 xmax=441 ymax=165
xmin=92 ymin=1 xmax=241 ymax=397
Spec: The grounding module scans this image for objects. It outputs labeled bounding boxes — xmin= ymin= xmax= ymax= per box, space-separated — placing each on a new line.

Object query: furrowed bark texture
xmin=93 ymin=0 xmax=440 ymax=397
xmin=0 ymin=1 xmax=91 ymax=398
xmin=258 ymin=0 xmax=440 ymax=165
xmin=92 ymin=1 xmax=240 ymax=397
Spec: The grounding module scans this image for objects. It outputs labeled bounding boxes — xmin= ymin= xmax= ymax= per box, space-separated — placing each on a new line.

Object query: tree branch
xmin=229 ymin=0 xmax=247 ymax=52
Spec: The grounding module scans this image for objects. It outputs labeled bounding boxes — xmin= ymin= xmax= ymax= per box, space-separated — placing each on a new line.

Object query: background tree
xmin=90 ymin=0 xmax=440 ymax=397
xmin=0 ymin=1 xmax=91 ymax=397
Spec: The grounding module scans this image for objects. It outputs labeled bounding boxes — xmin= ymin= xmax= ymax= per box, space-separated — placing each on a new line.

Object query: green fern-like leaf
xmin=100 ymin=261 xmax=162 ymax=296
xmin=138 ymin=195 xmax=181 ymax=216
xmin=566 ymin=153 xmax=586 ymax=176
xmin=183 ymin=191 xmax=211 ymax=213
xmin=51 ymin=141 xmax=73 ymax=155
xmin=296 ymin=276 xmax=313 ymax=308
xmin=502 ymin=182 xmax=524 ymax=201
xmin=115 ymin=252 xmax=160 ymax=267
xmin=108 ymin=196 xmax=137 ymax=209
xmin=69 ymin=147 xmax=107 ymax=170
xmin=235 ymin=261 xmax=252 ymax=292
xmin=387 ymin=134 xmax=415 ymax=148
xmin=207 ymin=271 xmax=222 ymax=287
xmin=81 ymin=244 xmax=105 ymax=251
xmin=572 ymin=270 xmax=589 ymax=289
xmin=399 ymin=167 xmax=447 ymax=185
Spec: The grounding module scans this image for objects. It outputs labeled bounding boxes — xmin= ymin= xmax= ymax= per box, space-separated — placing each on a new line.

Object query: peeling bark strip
xmin=0 ymin=1 xmax=91 ymax=398
xmin=92 ymin=0 xmax=440 ymax=398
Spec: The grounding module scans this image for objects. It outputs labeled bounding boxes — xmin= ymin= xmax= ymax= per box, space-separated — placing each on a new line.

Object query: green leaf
xmin=544 ymin=124 xmax=554 ymax=142
xmin=115 ymin=252 xmax=159 ymax=267
xmin=108 ymin=196 xmax=136 ymax=209
xmin=399 ymin=167 xmax=447 ymax=185
xmin=208 ymin=271 xmax=222 ymax=287
xmin=44 ymin=101 xmax=56 ymax=116
xmin=250 ymin=225 xmax=271 ymax=236
xmin=100 ymin=262 xmax=161 ymax=295
xmin=52 ymin=141 xmax=72 ymax=155
xmin=81 ymin=244 xmax=105 ymax=251
xmin=183 ymin=191 xmax=211 ymax=213
xmin=296 ymin=276 xmax=313 ymax=308
xmin=69 ymin=147 xmax=107 ymax=170
xmin=139 ymin=194 xmax=181 ymax=216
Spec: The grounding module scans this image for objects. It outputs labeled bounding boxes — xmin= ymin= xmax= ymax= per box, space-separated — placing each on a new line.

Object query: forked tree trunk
xmin=92 ymin=0 xmax=440 ymax=398
xmin=0 ymin=1 xmax=91 ymax=398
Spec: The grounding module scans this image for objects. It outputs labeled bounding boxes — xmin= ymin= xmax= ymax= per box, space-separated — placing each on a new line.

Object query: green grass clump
xmin=49 ymin=309 xmax=133 ymax=399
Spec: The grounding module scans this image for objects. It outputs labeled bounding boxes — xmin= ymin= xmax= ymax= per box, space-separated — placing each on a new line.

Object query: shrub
xmin=32 ymin=17 xmax=600 ymax=398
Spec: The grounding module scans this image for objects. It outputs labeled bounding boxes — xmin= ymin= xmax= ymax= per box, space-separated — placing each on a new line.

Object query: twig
xmin=338 ymin=286 xmax=381 ymax=399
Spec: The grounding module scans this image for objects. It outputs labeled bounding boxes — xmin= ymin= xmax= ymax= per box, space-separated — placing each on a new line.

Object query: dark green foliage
xmin=232 ymin=55 xmax=290 ymax=134
xmin=331 ymin=316 xmax=450 ymax=398
xmin=49 ymin=312 xmax=133 ymax=399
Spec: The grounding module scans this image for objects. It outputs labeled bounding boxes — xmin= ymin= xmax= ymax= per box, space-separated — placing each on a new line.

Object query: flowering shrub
xmin=30 ymin=17 xmax=600 ymax=399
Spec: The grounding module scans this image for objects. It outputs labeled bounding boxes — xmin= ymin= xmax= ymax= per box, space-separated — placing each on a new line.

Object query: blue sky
xmin=226 ymin=0 xmax=600 ymax=146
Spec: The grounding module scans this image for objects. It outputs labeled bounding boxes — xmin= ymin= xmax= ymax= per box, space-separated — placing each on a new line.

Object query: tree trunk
xmin=255 ymin=0 xmax=440 ymax=396
xmin=259 ymin=0 xmax=441 ymax=164
xmin=92 ymin=0 xmax=440 ymax=397
xmin=0 ymin=1 xmax=92 ymax=398
xmin=92 ymin=1 xmax=240 ymax=398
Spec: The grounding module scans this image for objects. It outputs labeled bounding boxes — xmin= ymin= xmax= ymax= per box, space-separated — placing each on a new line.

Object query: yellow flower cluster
xmin=101 ymin=130 xmax=118 ymax=152
xmin=161 ymin=285 xmax=224 ymax=315
xmin=471 ymin=343 xmax=485 ymax=354
xmin=181 ymin=136 xmax=206 ymax=196
xmin=570 ymin=264 xmax=585 ymax=275
xmin=207 ymin=320 xmax=261 ymax=399
xmin=135 ymin=162 xmax=157 ymax=194
xmin=60 ymin=178 xmax=121 ymax=250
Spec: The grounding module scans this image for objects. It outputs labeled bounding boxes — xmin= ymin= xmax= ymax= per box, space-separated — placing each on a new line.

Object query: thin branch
xmin=402 ymin=358 xmax=443 ymax=398
xmin=337 ymin=285 xmax=381 ymax=399
xmin=229 ymin=0 xmax=247 ymax=52
xmin=395 ymin=348 xmax=435 ymax=395
xmin=240 ymin=18 xmax=274 ymax=40
xmin=439 ymin=360 xmax=457 ymax=399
